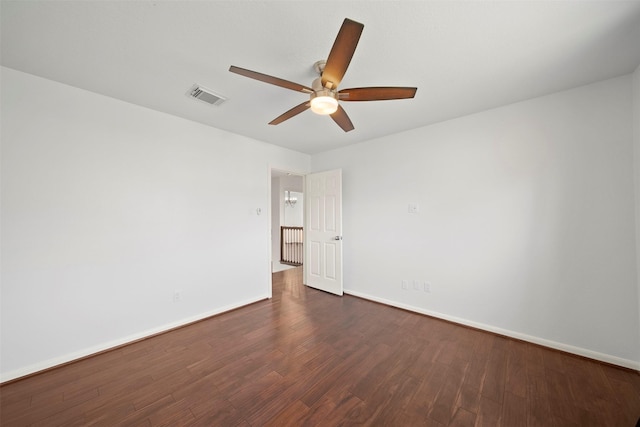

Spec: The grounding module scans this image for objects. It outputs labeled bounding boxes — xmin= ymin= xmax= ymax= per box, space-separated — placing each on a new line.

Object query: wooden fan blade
xmin=269 ymin=101 xmax=310 ymax=125
xmin=229 ymin=66 xmax=313 ymax=93
xmin=330 ymin=105 xmax=355 ymax=132
xmin=339 ymin=87 xmax=417 ymax=101
xmin=321 ymin=18 xmax=364 ymax=89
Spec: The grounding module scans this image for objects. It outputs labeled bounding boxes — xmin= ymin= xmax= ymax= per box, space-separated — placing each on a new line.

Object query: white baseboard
xmin=344 ymin=289 xmax=640 ymax=371
xmin=0 ymin=295 xmax=268 ymax=383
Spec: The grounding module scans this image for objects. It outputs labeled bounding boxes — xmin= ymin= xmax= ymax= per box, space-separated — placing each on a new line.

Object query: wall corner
xmin=632 ymin=64 xmax=640 ymax=364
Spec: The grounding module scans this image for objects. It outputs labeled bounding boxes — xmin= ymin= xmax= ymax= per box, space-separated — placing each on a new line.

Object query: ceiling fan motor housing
xmin=311 ymin=88 xmax=337 ymax=100
xmin=312 ymin=77 xmax=334 ymax=92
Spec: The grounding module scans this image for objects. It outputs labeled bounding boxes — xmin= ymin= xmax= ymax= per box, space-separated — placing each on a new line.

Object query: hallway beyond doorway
xmin=272 ymin=261 xmax=296 ymax=273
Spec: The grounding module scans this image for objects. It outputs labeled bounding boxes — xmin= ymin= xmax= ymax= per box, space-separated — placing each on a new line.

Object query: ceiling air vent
xmin=187 ymin=84 xmax=227 ymax=106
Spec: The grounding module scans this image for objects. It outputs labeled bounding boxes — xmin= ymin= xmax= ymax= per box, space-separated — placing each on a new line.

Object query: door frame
xmin=267 ymin=165 xmax=307 ymax=299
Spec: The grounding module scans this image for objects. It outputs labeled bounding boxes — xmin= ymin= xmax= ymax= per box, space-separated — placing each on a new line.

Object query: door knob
xmin=334 ymin=236 xmax=343 ymax=241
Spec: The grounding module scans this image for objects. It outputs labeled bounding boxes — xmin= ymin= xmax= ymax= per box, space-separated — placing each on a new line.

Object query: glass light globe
xmin=310 ymin=94 xmax=338 ymax=115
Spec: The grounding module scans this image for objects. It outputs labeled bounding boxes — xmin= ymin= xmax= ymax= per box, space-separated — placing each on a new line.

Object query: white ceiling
xmin=2 ymin=1 xmax=640 ymax=154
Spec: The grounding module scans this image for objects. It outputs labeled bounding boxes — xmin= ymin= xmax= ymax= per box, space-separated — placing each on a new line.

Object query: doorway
xmin=268 ymin=167 xmax=343 ymax=299
xmin=270 ymin=169 xmax=304 ymax=274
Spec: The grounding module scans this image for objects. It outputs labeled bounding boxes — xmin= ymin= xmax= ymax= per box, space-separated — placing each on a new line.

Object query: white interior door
xmin=305 ymin=169 xmax=343 ymax=296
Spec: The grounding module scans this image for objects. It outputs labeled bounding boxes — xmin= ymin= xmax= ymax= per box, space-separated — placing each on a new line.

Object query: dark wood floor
xmin=1 ymin=267 xmax=639 ymax=426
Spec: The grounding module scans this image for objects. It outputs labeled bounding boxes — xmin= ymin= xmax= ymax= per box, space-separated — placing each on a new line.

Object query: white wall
xmin=0 ymin=67 xmax=310 ymax=381
xmin=271 ymin=176 xmax=281 ymax=264
xmin=281 ymin=175 xmax=303 ymax=227
xmin=634 ymin=64 xmax=640 ymax=364
xmin=312 ymin=75 xmax=640 ymax=369
xmin=283 ymin=192 xmax=303 ymax=227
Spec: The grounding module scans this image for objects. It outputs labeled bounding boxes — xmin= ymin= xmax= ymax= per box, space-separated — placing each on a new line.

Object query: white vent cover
xmin=187 ymin=84 xmax=226 ymax=106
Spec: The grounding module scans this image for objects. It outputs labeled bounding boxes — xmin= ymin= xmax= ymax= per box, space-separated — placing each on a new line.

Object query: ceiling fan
xmin=229 ymin=18 xmax=417 ymax=132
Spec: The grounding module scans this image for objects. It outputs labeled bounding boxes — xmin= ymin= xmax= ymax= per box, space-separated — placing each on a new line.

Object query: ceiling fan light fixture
xmin=310 ymin=90 xmax=338 ymax=115
xmin=229 ymin=18 xmax=416 ymax=131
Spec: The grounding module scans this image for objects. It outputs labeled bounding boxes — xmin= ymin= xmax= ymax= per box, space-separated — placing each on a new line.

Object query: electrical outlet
xmin=408 ymin=203 xmax=419 ymax=214
xmin=413 ymin=280 xmax=421 ymax=290
xmin=423 ymin=282 xmax=431 ymax=293
xmin=402 ymin=280 xmax=409 ymax=290
xmin=173 ymin=290 xmax=182 ymax=303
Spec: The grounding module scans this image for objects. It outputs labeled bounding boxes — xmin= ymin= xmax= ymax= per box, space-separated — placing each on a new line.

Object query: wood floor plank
xmin=476 ymin=396 xmax=502 ymax=427
xmin=263 ymin=400 xmax=311 ymax=427
xmin=449 ymin=407 xmax=476 ymax=427
xmin=116 ymin=394 xmax=174 ymax=426
xmin=505 ymin=340 xmax=528 ymax=399
xmin=298 ymin=344 xmax=371 ymax=408
xmin=455 ymin=383 xmax=481 ymax=415
xmin=82 ymin=399 xmax=137 ymax=426
xmin=2 ymin=266 xmax=639 ymax=426
xmin=348 ymin=342 xmax=394 ymax=401
xmin=300 ymin=381 xmax=365 ymax=427
xmin=146 ymin=397 xmax=195 ymax=426
xmin=404 ymin=361 xmax=450 ymax=422
xmin=428 ymin=357 xmax=468 ymax=425
xmin=186 ymin=396 xmax=243 ymax=426
xmin=481 ymin=347 xmax=507 ymax=404
xmin=525 ymin=371 xmax=551 ymax=427
xmin=605 ymin=377 xmax=640 ymax=424
xmin=501 ymin=391 xmax=527 ymax=427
